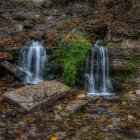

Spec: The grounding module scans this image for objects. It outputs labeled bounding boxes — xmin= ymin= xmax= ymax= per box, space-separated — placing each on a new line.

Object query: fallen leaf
xmin=128 ymin=91 xmax=136 ymax=94
xmin=101 ymin=133 xmax=107 ymax=137
xmin=18 ymin=89 xmax=24 ymax=92
xmin=95 ymin=99 xmax=102 ymax=103
xmin=107 ymin=125 xmax=113 ymax=127
xmin=50 ymin=136 xmax=58 ymax=140
xmin=71 ymin=95 xmax=77 ymax=100
xmin=122 ymin=101 xmax=127 ymax=105
xmin=15 ymin=129 xmax=25 ymax=134
xmin=82 ymin=117 xmax=89 ymax=120
xmin=121 ymin=118 xmax=126 ymax=121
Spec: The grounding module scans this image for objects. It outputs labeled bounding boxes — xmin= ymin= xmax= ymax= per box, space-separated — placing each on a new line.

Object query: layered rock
xmin=110 ymin=39 xmax=140 ymax=71
xmin=109 ymin=39 xmax=140 ymax=90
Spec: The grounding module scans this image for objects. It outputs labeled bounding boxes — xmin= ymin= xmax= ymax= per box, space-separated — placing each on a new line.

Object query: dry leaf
xmin=128 ymin=91 xmax=136 ymax=94
xmin=122 ymin=101 xmax=127 ymax=105
xmin=95 ymin=99 xmax=102 ymax=103
xmin=82 ymin=117 xmax=89 ymax=120
xmin=107 ymin=125 xmax=113 ymax=127
xmin=121 ymin=118 xmax=126 ymax=121
xmin=50 ymin=136 xmax=58 ymax=140
xmin=18 ymin=89 xmax=24 ymax=92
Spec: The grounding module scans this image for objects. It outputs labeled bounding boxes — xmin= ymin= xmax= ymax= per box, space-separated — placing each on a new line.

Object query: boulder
xmin=1 ymin=61 xmax=26 ymax=81
xmin=3 ymin=80 xmax=71 ymax=112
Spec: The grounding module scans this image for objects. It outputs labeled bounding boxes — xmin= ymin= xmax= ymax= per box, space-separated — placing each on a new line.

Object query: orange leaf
xmin=122 ymin=101 xmax=127 ymax=105
xmin=71 ymin=95 xmax=77 ymax=99
xmin=95 ymin=99 xmax=102 ymax=103
xmin=128 ymin=90 xmax=136 ymax=94
xmin=50 ymin=136 xmax=58 ymax=140
xmin=18 ymin=89 xmax=24 ymax=92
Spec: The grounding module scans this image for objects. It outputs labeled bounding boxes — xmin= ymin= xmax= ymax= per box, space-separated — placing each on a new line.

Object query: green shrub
xmin=58 ymin=28 xmax=92 ymax=85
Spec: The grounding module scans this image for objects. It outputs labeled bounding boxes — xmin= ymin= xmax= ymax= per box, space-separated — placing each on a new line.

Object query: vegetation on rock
xmin=58 ymin=27 xmax=92 ymax=85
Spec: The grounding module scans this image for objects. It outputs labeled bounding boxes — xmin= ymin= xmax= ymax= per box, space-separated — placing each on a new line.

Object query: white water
xmin=18 ymin=41 xmax=48 ymax=84
xmin=85 ymin=40 xmax=113 ymax=96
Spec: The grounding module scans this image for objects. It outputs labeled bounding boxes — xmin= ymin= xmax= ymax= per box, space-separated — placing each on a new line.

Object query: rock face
xmin=108 ymin=39 xmax=140 ymax=89
xmin=0 ymin=0 xmax=95 ymax=41
xmin=109 ymin=39 xmax=140 ymax=71
xmin=0 ymin=0 xmax=139 ymax=91
xmin=3 ymin=80 xmax=71 ymax=112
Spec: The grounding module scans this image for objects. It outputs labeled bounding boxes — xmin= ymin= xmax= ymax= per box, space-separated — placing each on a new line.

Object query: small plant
xmin=58 ymin=27 xmax=92 ymax=86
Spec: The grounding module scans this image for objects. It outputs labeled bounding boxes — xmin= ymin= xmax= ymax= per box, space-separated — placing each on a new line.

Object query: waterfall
xmin=85 ymin=40 xmax=113 ymax=96
xmin=18 ymin=41 xmax=48 ymax=84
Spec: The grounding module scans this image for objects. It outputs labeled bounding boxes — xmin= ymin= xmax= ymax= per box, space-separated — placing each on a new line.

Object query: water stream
xmin=85 ymin=40 xmax=113 ymax=96
xmin=18 ymin=41 xmax=48 ymax=84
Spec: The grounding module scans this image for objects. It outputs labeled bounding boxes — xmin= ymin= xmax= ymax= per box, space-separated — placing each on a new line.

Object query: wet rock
xmin=16 ymin=23 xmax=24 ymax=32
xmin=59 ymin=99 xmax=88 ymax=117
xmin=54 ymin=114 xmax=62 ymax=121
xmin=54 ymin=131 xmax=67 ymax=140
xmin=53 ymin=104 xmax=63 ymax=114
xmin=102 ymin=95 xmax=121 ymax=103
xmin=128 ymin=115 xmax=136 ymax=121
xmin=77 ymin=93 xmax=86 ymax=99
xmin=122 ymin=93 xmax=140 ymax=105
xmin=110 ymin=128 xmax=140 ymax=140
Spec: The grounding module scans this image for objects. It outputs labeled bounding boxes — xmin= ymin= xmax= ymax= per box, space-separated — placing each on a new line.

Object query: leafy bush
xmin=58 ymin=28 xmax=92 ymax=85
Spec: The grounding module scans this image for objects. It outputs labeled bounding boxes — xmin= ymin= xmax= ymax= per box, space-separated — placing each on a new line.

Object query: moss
xmin=114 ymin=72 xmax=136 ymax=83
xmin=8 ymin=55 xmax=14 ymax=61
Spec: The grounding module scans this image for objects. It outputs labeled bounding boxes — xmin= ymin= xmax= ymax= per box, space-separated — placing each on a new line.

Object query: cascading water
xmin=85 ymin=40 xmax=113 ymax=96
xmin=18 ymin=41 xmax=48 ymax=84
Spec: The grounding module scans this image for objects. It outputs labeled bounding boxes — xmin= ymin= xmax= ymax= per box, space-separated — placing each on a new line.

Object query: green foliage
xmin=58 ymin=28 xmax=92 ymax=85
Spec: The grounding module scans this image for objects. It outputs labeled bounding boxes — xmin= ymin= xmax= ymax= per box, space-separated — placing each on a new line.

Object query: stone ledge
xmin=3 ymin=80 xmax=71 ymax=112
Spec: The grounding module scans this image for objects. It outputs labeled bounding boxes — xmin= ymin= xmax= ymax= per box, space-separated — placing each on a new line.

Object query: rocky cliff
xmin=0 ymin=0 xmax=140 ymax=91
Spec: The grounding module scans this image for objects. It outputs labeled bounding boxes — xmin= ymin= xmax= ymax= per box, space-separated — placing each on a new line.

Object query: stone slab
xmin=3 ymin=80 xmax=71 ymax=112
xmin=59 ymin=99 xmax=88 ymax=117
